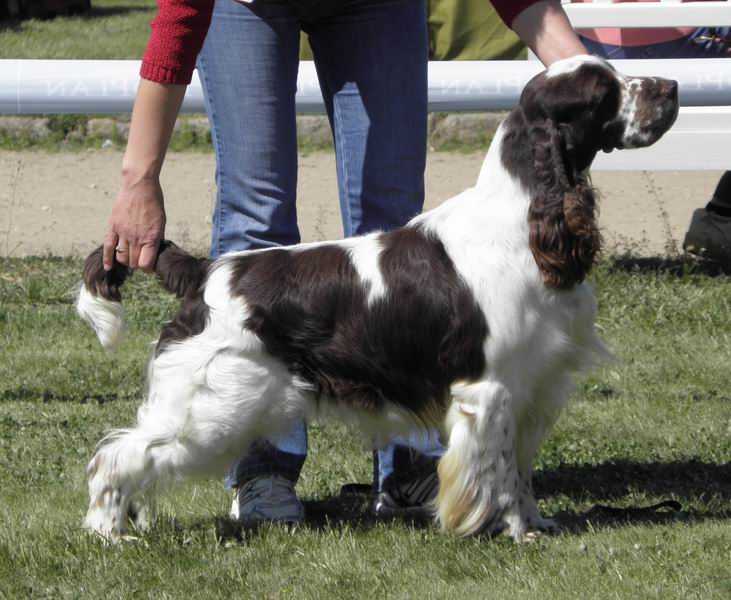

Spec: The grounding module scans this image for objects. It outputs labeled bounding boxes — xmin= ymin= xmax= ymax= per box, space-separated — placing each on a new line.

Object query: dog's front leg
xmin=510 ymin=378 xmax=573 ymax=539
xmin=512 ymin=418 xmax=558 ymax=540
xmin=508 ymin=417 xmax=556 ymax=542
xmin=436 ymin=380 xmax=522 ymax=538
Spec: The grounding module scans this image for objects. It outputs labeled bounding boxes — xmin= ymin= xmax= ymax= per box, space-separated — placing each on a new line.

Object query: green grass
xmin=0 ymin=256 xmax=729 ymax=599
xmin=0 ymin=0 xmax=155 ymax=60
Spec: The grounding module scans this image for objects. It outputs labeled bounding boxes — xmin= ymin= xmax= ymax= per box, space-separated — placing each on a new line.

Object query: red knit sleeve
xmin=490 ymin=0 xmax=541 ymax=28
xmin=140 ymin=0 xmax=215 ymax=85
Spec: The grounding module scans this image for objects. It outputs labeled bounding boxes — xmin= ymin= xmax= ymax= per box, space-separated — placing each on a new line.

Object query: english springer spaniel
xmin=77 ymin=55 xmax=678 ymax=542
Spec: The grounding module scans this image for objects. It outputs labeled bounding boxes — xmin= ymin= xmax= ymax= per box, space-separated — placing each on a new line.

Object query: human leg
xmin=197 ymin=0 xmax=306 ymax=517
xmin=307 ymin=0 xmax=444 ymax=510
xmin=684 ymin=172 xmax=731 ymax=268
xmin=307 ymin=0 xmax=429 ymax=236
xmin=199 ymin=0 xmax=302 ymax=255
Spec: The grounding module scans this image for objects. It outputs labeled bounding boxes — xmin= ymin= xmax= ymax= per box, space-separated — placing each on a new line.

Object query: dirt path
xmin=0 ymin=150 xmax=721 ymax=257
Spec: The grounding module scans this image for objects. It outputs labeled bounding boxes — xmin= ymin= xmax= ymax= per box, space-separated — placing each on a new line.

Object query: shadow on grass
xmin=553 ymin=501 xmax=696 ymax=534
xmin=184 ymin=459 xmax=729 ymax=544
xmin=608 ymin=255 xmax=730 ymax=277
xmin=0 ymin=18 xmax=23 ymax=32
xmin=85 ymin=5 xmax=152 ymax=18
xmin=0 ymin=386 xmax=121 ymax=403
xmin=540 ymin=459 xmax=730 ymax=534
xmin=207 ymin=492 xmax=429 ymax=545
xmin=534 ymin=459 xmax=731 ymax=502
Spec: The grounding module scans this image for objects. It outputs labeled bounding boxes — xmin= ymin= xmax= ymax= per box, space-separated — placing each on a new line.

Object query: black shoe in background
xmin=372 ymin=446 xmax=439 ymax=520
xmin=683 ymin=207 xmax=731 ymax=268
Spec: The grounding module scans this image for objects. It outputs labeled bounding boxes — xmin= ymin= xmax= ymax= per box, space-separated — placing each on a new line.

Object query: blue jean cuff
xmin=375 ymin=444 xmax=441 ymax=493
xmin=225 ymin=440 xmax=306 ymax=489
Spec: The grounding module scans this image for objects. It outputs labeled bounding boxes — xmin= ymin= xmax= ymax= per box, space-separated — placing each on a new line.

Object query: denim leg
xmin=375 ymin=431 xmax=443 ymax=492
xmin=307 ymin=0 xmax=429 ymax=236
xmin=197 ymin=0 xmax=307 ymax=487
xmin=307 ymin=0 xmax=443 ymax=489
xmin=199 ymin=0 xmax=302 ymax=255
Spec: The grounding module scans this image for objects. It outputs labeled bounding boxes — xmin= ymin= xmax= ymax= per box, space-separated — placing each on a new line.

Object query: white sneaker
xmin=230 ymin=475 xmax=304 ymax=526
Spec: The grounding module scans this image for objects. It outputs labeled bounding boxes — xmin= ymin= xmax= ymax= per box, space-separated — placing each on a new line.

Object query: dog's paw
xmin=506 ymin=524 xmax=554 ymax=544
xmin=513 ymin=519 xmax=560 ymax=543
xmin=128 ymin=500 xmax=155 ymax=532
xmin=516 ymin=530 xmax=543 ymax=544
xmin=503 ymin=503 xmax=560 ymax=542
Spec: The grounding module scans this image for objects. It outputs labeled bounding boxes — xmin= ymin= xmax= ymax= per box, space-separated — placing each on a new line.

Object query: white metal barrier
xmin=1 ymin=58 xmax=729 ymax=113
xmin=564 ymin=0 xmax=731 ymax=28
xmin=0 ymin=1 xmax=730 ymax=170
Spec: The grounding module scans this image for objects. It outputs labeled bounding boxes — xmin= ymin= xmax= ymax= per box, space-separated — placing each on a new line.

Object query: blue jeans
xmin=196 ymin=0 xmax=443 ymax=492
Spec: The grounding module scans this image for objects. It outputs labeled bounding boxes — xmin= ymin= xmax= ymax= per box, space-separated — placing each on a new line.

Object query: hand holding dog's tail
xmin=76 ymin=241 xmax=210 ymax=351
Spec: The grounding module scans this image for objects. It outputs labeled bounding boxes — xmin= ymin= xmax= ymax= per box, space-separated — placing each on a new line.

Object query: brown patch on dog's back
xmin=378 ymin=227 xmax=488 ymax=385
xmin=228 ymin=227 xmax=488 ymax=420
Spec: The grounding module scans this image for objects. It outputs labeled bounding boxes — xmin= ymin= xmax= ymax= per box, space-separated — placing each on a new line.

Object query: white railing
xmin=564 ymin=0 xmax=731 ymax=28
xmin=0 ymin=1 xmax=729 ymax=169
xmin=1 ymin=58 xmax=729 ymax=114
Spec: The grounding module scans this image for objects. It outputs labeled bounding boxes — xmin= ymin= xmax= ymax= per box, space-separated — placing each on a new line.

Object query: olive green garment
xmin=300 ymin=0 xmax=525 ymax=60
xmin=427 ymin=0 xmax=525 ymax=60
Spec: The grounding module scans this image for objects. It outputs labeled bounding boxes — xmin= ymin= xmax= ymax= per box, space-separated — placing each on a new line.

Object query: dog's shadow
xmin=210 ymin=486 xmax=429 ymax=544
xmin=534 ymin=459 xmax=730 ymax=533
xmin=192 ymin=459 xmax=730 ymax=544
xmin=608 ymin=255 xmax=730 ymax=277
xmin=534 ymin=458 xmax=731 ymax=501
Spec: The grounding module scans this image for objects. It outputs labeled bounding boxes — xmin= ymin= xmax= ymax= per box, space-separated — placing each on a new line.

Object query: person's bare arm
xmin=103 ymin=79 xmax=186 ymax=272
xmin=512 ymin=1 xmax=588 ymax=66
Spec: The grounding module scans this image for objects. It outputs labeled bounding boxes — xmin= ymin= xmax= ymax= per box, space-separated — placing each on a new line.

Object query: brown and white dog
xmin=77 ymin=55 xmax=678 ymax=541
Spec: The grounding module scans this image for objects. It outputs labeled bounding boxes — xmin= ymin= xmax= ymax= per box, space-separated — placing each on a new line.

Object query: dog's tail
xmin=76 ymin=241 xmax=210 ymax=351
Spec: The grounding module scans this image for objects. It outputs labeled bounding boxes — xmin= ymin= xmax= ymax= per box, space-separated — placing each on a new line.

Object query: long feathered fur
xmin=76 ymin=241 xmax=209 ymax=351
xmin=526 ymin=115 xmax=602 ymax=289
xmin=77 ymin=56 xmax=678 ymax=542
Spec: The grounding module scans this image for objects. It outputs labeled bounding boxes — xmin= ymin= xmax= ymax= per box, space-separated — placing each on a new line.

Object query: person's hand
xmin=103 ymin=175 xmax=166 ymax=272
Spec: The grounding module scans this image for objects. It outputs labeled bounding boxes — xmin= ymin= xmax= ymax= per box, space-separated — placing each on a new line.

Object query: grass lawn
xmin=0 ymin=0 xmax=154 ymax=60
xmin=0 ymin=255 xmax=729 ymax=599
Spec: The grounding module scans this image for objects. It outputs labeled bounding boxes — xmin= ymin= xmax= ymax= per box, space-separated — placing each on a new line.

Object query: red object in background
xmin=1 ymin=0 xmax=91 ymax=19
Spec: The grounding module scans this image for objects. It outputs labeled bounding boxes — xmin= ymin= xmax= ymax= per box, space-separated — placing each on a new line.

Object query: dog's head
xmin=502 ymin=55 xmax=678 ymax=289
xmin=520 ymin=54 xmax=678 ymax=171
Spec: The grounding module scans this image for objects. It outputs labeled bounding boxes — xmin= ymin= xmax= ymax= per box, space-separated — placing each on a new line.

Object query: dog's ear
xmin=600 ymin=119 xmax=625 ymax=153
xmin=526 ymin=117 xmax=601 ymax=289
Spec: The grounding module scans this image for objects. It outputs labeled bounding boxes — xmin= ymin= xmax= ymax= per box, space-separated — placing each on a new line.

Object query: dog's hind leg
xmin=83 ymin=426 xmax=169 ymax=539
xmin=436 ymin=380 xmax=522 ymax=538
xmin=128 ymin=492 xmax=157 ymax=532
xmin=84 ymin=345 xmax=306 ymax=540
